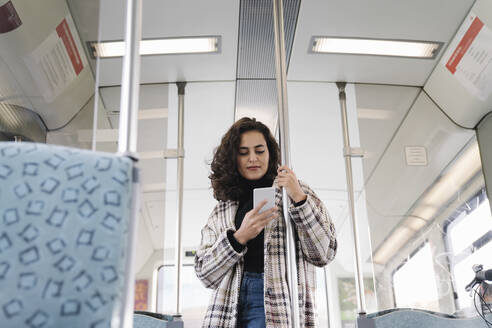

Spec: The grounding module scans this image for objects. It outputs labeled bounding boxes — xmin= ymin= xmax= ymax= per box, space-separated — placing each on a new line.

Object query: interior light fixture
xmin=90 ymin=36 xmax=220 ymax=58
xmin=311 ymin=37 xmax=442 ymax=59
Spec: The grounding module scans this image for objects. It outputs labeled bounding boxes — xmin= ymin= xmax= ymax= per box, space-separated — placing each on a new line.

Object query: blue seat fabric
xmin=133 ymin=313 xmax=183 ymax=328
xmin=362 ymin=309 xmax=492 ymax=328
xmin=0 ymin=142 xmax=134 ymax=328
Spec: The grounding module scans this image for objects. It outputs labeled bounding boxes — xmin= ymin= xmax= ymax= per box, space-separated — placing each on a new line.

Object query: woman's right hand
xmin=233 ymin=200 xmax=279 ymax=245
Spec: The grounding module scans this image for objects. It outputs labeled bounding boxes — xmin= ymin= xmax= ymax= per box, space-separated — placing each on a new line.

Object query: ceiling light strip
xmin=90 ymin=36 xmax=220 ymax=58
xmin=311 ymin=37 xmax=442 ymax=59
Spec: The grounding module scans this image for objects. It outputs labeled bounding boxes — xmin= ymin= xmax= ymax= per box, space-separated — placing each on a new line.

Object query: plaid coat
xmin=195 ymin=181 xmax=337 ymax=328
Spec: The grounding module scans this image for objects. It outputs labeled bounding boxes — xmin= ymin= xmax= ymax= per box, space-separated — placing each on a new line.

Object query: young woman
xmin=195 ymin=118 xmax=337 ymax=328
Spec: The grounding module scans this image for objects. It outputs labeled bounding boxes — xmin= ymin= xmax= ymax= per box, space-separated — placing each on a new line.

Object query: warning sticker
xmin=24 ymin=15 xmax=87 ymax=103
xmin=56 ymin=18 xmax=84 ymax=75
xmin=443 ymin=13 xmax=492 ymax=101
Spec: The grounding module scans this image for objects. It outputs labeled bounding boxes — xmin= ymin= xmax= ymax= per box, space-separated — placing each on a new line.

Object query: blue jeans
xmin=238 ymin=272 xmax=266 ymax=328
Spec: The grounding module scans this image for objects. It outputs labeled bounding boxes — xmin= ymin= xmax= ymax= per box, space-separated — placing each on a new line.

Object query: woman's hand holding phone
xmin=233 ymin=200 xmax=278 ymax=245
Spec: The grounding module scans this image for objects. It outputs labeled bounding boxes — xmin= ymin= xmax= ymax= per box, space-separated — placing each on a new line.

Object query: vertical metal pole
xmin=323 ymin=267 xmax=331 ymax=325
xmin=336 ymin=82 xmax=367 ymax=316
xmin=91 ymin=0 xmax=106 ymax=152
xmin=174 ymin=82 xmax=186 ymax=315
xmin=118 ymin=0 xmax=141 ymax=154
xmin=117 ymin=0 xmax=141 ymax=327
xmin=272 ymin=0 xmax=300 ymax=327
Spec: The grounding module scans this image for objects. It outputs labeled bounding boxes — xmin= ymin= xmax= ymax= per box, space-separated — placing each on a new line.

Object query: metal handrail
xmin=272 ymin=0 xmax=300 ymax=326
xmin=336 ymin=82 xmax=367 ymax=316
xmin=118 ymin=0 xmax=142 ymax=155
xmin=117 ymin=0 xmax=142 ymax=327
xmin=174 ymin=82 xmax=186 ymax=315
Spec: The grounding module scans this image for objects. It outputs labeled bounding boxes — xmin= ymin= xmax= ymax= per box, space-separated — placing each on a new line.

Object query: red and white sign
xmin=24 ymin=15 xmax=88 ymax=103
xmin=443 ymin=13 xmax=492 ymax=101
xmin=445 ymin=17 xmax=484 ymax=75
xmin=56 ymin=18 xmax=83 ymax=76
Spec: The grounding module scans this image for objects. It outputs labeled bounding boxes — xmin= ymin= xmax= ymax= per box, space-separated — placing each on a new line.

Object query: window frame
xmin=443 ymin=188 xmax=492 ymax=309
xmin=154 ymin=263 xmax=202 ymax=314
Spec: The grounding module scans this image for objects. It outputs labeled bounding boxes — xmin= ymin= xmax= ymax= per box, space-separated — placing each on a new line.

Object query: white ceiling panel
xmin=288 ymin=0 xmax=475 ymax=85
xmin=85 ymin=0 xmax=239 ymax=85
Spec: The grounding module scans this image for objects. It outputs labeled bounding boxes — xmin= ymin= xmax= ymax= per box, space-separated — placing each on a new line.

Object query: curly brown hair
xmin=209 ymin=117 xmax=280 ymax=201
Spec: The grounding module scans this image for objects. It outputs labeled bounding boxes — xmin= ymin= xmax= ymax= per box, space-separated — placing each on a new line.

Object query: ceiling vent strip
xmin=237 ymin=0 xmax=300 ymax=79
xmin=236 ymin=80 xmax=278 ymax=112
xmin=235 ymin=0 xmax=300 ymax=129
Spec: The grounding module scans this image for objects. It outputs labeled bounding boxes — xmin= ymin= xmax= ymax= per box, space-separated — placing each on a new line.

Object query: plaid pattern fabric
xmin=195 ymin=181 xmax=337 ymax=328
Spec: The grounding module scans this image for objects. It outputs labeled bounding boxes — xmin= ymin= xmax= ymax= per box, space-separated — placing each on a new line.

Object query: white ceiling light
xmin=90 ymin=36 xmax=220 ymax=58
xmin=311 ymin=37 xmax=442 ymax=59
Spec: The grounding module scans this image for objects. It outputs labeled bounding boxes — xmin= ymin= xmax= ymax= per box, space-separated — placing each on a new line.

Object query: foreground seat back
xmin=0 ymin=142 xmax=136 ymax=328
xmin=358 ymin=309 xmax=492 ymax=328
xmin=133 ymin=312 xmax=184 ymax=328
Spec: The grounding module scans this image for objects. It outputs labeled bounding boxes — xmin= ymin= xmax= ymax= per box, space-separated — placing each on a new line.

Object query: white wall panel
xmin=163 ymin=82 xmax=235 ymax=250
xmin=365 ymin=92 xmax=474 ymax=250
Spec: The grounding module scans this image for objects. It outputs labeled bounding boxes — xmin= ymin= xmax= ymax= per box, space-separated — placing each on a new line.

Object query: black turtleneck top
xmin=228 ymin=176 xmax=272 ymax=273
xmin=226 ymin=175 xmax=306 ymax=273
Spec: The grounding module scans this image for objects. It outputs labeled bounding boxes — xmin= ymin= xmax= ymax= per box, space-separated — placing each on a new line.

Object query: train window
xmin=448 ymin=199 xmax=492 ymax=255
xmin=445 ymin=192 xmax=492 ymax=310
xmin=156 ymin=264 xmax=211 ymax=325
xmin=392 ymin=243 xmax=440 ymax=311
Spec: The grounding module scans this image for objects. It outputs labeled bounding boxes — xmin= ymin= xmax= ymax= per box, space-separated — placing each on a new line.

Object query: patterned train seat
xmin=0 ymin=142 xmax=137 ymax=328
xmin=359 ymin=309 xmax=492 ymax=328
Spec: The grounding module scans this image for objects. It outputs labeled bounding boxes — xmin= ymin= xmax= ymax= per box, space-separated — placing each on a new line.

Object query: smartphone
xmin=253 ymin=186 xmax=275 ymax=214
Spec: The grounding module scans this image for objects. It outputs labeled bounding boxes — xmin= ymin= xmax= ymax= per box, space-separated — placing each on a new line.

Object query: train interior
xmin=1 ymin=0 xmax=492 ymax=327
